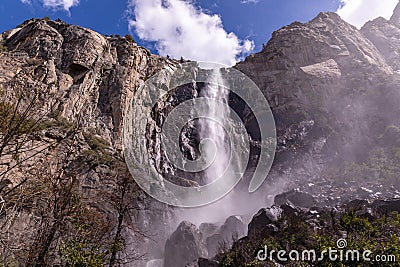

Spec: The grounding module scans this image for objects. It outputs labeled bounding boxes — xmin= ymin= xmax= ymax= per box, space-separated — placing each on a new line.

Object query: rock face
xmin=0 ymin=18 xmax=177 ymax=266
xmin=1 ymin=19 xmax=172 ymax=140
xmin=390 ymin=2 xmax=400 ymax=27
xmin=361 ymin=17 xmax=400 ymax=70
xmin=164 ymin=221 xmax=208 ymax=267
xmin=198 ymin=258 xmax=219 ymax=267
xmin=247 ymin=206 xmax=282 ymax=238
xmin=205 ymin=216 xmax=246 ymax=257
xmin=236 ymin=8 xmax=400 ymax=207
xmin=372 ymin=199 xmax=400 ymax=215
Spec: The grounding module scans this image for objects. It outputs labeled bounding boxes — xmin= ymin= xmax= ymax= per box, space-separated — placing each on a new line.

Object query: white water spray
xmin=198 ymin=69 xmax=231 ymax=185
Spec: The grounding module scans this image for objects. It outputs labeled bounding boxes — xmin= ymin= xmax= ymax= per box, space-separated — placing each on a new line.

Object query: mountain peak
xmin=390 ymin=1 xmax=400 ymax=27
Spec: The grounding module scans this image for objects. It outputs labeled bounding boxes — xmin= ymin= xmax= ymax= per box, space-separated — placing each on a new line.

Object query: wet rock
xmin=274 ymin=189 xmax=316 ymax=208
xmin=346 ymin=199 xmax=370 ymax=210
xmin=248 ymin=206 xmax=282 ymax=238
xmin=164 ymin=221 xmax=208 ymax=267
xmin=372 ymin=199 xmax=400 ymax=215
xmin=264 ymin=224 xmax=279 ymax=234
xmin=205 ymin=216 xmax=246 ymax=257
xmin=199 ymin=222 xmax=220 ymax=240
xmin=280 ymin=203 xmax=301 ymax=217
xmin=356 ymin=208 xmax=375 ymax=221
xmin=198 ymin=258 xmax=219 ymax=267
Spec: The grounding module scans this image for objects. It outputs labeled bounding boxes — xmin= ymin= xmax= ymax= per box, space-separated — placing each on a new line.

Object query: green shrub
xmin=0 ymin=43 xmax=8 ymax=52
xmin=61 ymin=241 xmax=107 ymax=267
xmin=125 ymin=34 xmax=135 ymax=43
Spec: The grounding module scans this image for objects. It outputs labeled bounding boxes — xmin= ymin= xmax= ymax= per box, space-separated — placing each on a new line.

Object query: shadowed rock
xmin=164 ymin=221 xmax=208 ymax=267
xmin=274 ymin=189 xmax=316 ymax=208
xmin=205 ymin=216 xmax=246 ymax=258
xmin=248 ymin=206 xmax=282 ymax=238
xmin=198 ymin=258 xmax=219 ymax=267
xmin=372 ymin=199 xmax=400 ymax=215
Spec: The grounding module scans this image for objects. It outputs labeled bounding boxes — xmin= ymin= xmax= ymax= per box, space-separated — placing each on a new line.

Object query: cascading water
xmin=134 ymin=64 xmax=276 ymax=267
xmin=197 ymin=68 xmax=231 ymax=185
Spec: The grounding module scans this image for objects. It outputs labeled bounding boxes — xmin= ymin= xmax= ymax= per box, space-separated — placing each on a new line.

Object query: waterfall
xmin=198 ymin=68 xmax=231 ymax=185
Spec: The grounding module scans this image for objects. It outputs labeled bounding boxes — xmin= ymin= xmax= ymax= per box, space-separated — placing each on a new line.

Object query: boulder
xmin=372 ymin=199 xmax=400 ymax=215
xmin=198 ymin=258 xmax=219 ymax=267
xmin=164 ymin=221 xmax=208 ymax=267
xmin=205 ymin=216 xmax=245 ymax=257
xmin=248 ymin=206 xmax=282 ymax=238
xmin=199 ymin=222 xmax=220 ymax=240
xmin=274 ymin=189 xmax=316 ymax=208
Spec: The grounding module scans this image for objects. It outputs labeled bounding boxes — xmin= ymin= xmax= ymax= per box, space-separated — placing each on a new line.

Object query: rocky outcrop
xmin=247 ymin=206 xmax=282 ymax=238
xmin=390 ymin=1 xmax=400 ymax=27
xmin=205 ymin=216 xmax=246 ymax=257
xmin=1 ymin=18 xmax=174 ymax=144
xmin=198 ymin=258 xmax=219 ymax=267
xmin=199 ymin=222 xmax=220 ymax=240
xmin=361 ymin=17 xmax=400 ymax=70
xmin=372 ymin=199 xmax=400 ymax=215
xmin=236 ymin=8 xmax=400 ymax=208
xmin=274 ymin=189 xmax=316 ymax=208
xmin=214 ymin=198 xmax=400 ymax=266
xmin=164 ymin=221 xmax=208 ymax=267
xmin=0 ymin=18 xmax=177 ymax=266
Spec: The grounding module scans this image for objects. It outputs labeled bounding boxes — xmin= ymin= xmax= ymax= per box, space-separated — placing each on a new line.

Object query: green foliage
xmin=329 ymin=147 xmax=400 ymax=187
xmin=83 ymin=132 xmax=109 ymax=150
xmin=36 ymin=115 xmax=77 ymax=132
xmin=125 ymin=34 xmax=135 ymax=43
xmin=79 ymin=132 xmax=118 ymax=167
xmin=102 ymin=44 xmax=110 ymax=53
xmin=60 ymin=194 xmax=125 ymax=267
xmin=216 ymin=210 xmax=400 ymax=267
xmin=0 ymin=101 xmax=37 ymax=135
xmin=0 ymin=43 xmax=8 ymax=52
xmin=80 ymin=149 xmax=116 ymax=167
xmin=61 ymin=241 xmax=107 ymax=267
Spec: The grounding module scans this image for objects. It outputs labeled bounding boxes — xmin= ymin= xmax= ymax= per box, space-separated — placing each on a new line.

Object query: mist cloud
xmin=337 ymin=0 xmax=398 ymax=28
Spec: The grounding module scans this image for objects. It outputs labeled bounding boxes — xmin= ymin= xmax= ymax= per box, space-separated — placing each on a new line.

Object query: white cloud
xmin=128 ymin=0 xmax=254 ymax=66
xmin=337 ymin=0 xmax=398 ymax=28
xmin=240 ymin=0 xmax=259 ymax=4
xmin=20 ymin=0 xmax=80 ymax=11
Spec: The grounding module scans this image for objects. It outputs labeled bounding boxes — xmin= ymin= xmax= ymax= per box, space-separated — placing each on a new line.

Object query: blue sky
xmin=1 ymin=0 xmax=398 ymax=65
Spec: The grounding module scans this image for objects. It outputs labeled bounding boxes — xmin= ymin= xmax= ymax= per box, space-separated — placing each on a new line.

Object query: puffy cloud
xmin=128 ymin=0 xmax=254 ymax=66
xmin=337 ymin=0 xmax=398 ymax=28
xmin=20 ymin=0 xmax=80 ymax=11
